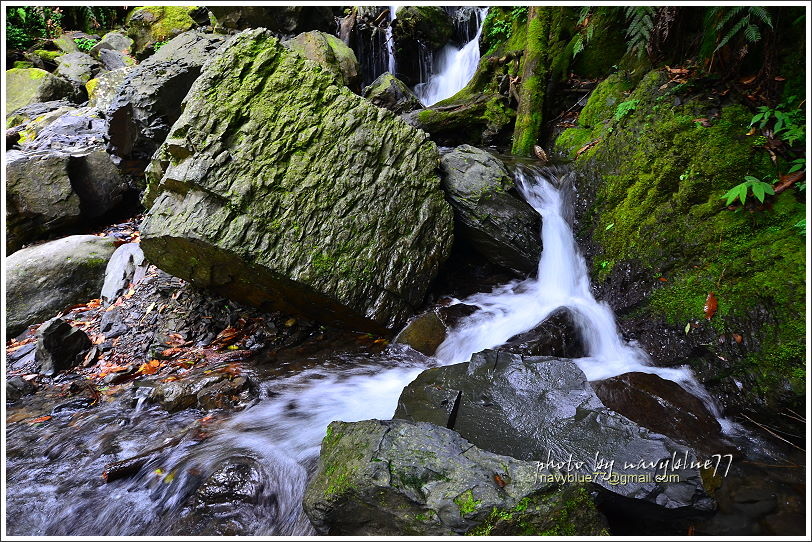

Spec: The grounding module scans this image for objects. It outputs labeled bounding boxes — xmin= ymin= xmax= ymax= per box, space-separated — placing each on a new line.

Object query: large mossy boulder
xmin=395 ymin=350 xmax=715 ymax=513
xmin=556 ymin=68 xmax=807 ymax=417
xmin=54 ymin=52 xmax=101 ymax=85
xmin=303 ymin=419 xmax=609 ymax=535
xmin=362 ymin=72 xmax=422 ymax=115
xmin=106 ymin=30 xmax=226 ymax=170
xmin=140 ymin=29 xmax=453 ymax=333
xmin=125 ymin=6 xmax=198 ymax=56
xmin=5 ymin=68 xmax=76 ymax=113
xmin=404 ymin=93 xmax=514 ymax=146
xmin=6 ymin=235 xmax=117 ymax=337
xmin=440 ymin=145 xmax=541 ymax=273
xmin=284 ymin=31 xmax=360 ymax=91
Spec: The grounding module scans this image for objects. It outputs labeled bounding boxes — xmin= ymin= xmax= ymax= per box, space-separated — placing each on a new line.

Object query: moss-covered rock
xmin=125 ymin=6 xmax=198 ymax=56
xmin=302 ymin=419 xmax=608 ymax=535
xmin=362 ymin=72 xmax=422 ymax=115
xmin=140 ymin=29 xmax=453 ymax=333
xmin=569 ymin=9 xmax=626 ymax=79
xmin=567 ymin=68 xmax=806 ymax=415
xmin=54 ymin=51 xmax=101 ymax=84
xmin=284 ymin=31 xmax=360 ymax=91
xmin=86 ymin=67 xmax=129 ymax=110
xmin=31 ymin=49 xmax=63 ymax=62
xmin=52 ymin=35 xmax=80 ymax=54
xmin=208 ymin=5 xmax=335 ymax=33
xmin=5 ymin=68 xmax=75 ymax=113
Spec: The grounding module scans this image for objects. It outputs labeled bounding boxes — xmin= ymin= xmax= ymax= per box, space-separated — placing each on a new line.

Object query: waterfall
xmin=386 ymin=5 xmax=398 ymax=75
xmin=435 ymin=166 xmax=702 ymax=387
xmin=414 ymin=7 xmax=488 ymax=106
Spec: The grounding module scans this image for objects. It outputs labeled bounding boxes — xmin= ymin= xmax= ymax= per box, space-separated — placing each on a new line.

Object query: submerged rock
xmin=6 ymin=376 xmax=36 ymax=403
xmin=148 ymin=373 xmax=254 ymax=412
xmin=35 ymin=317 xmax=92 ymax=375
xmin=141 ymin=29 xmax=453 ymax=333
xmin=284 ymin=31 xmax=360 ymax=91
xmin=5 ymin=68 xmax=76 ymax=112
xmin=501 ymin=307 xmax=586 ymax=358
xmin=6 ymin=235 xmax=117 ymax=337
xmin=440 ymin=145 xmax=541 ymax=273
xmin=303 ymin=418 xmax=608 ymax=535
xmin=362 ymin=73 xmax=423 ymax=114
xmin=106 ymin=30 xmax=227 ymax=169
xmin=395 ymin=350 xmax=715 ymax=513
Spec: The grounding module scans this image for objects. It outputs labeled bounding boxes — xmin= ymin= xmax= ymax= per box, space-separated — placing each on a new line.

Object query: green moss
xmin=578 ymin=69 xmax=806 ymax=407
xmin=570 ymin=8 xmax=626 ymax=78
xmin=128 ymin=6 xmax=196 ymax=47
xmin=85 ymin=77 xmax=100 ymax=100
xmin=454 ymin=489 xmax=481 ymax=516
xmin=32 ymin=49 xmax=62 ymax=62
xmin=554 ymin=126 xmax=593 ymax=159
xmin=578 ymin=71 xmax=634 ymax=128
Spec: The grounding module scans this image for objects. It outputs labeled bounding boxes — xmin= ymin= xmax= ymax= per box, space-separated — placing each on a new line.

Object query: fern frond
xmin=743 ymin=23 xmax=760 ymax=43
xmin=716 ymin=17 xmax=748 ymax=51
xmin=749 ymin=6 xmax=773 ymax=27
xmin=715 ymin=6 xmax=744 ymax=32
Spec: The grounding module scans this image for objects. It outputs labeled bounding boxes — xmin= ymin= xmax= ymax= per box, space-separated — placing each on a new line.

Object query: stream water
xmin=5 ymin=169 xmax=804 ymax=536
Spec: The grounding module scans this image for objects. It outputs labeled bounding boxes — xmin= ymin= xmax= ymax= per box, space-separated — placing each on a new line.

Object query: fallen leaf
xmin=732 ymin=333 xmax=743 ymax=344
xmin=658 ymin=277 xmax=668 ymax=282
xmin=704 ymin=292 xmax=718 ymax=320
xmin=494 ymin=474 xmax=507 ymax=487
xmin=685 ymin=322 xmax=691 ymax=335
xmin=576 ymin=138 xmax=602 ymax=157
xmin=739 ymin=75 xmax=757 ymax=85
xmin=29 ymin=415 xmax=52 ymax=424
xmin=284 ymin=318 xmax=297 ymax=327
xmin=774 ymin=76 xmax=786 ymax=82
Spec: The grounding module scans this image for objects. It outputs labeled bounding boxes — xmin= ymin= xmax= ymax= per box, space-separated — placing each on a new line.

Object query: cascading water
xmin=386 ymin=5 xmax=398 ymax=75
xmin=414 ymin=7 xmax=488 ymax=106
xmin=7 ymin=167 xmax=740 ymax=537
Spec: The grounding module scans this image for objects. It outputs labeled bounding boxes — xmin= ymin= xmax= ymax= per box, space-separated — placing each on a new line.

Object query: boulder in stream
xmin=140 ymin=29 xmax=453 ymax=333
xmin=501 ymin=307 xmax=586 ymax=358
xmin=440 ymin=145 xmax=541 ymax=273
xmin=394 ymin=302 xmax=478 ymax=356
xmin=395 ymin=349 xmax=715 ymax=513
xmin=303 ymin=418 xmax=609 ymax=535
xmin=362 ymin=73 xmax=423 ymax=114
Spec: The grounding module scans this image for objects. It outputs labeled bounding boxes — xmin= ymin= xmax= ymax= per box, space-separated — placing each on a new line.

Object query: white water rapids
xmin=414 ymin=7 xmax=488 ymax=106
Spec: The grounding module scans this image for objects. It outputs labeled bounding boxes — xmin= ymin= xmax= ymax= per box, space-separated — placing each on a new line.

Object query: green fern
xmin=571 ymin=7 xmax=594 ymax=59
xmin=706 ymin=6 xmax=773 ymax=53
xmin=624 ymin=6 xmax=655 ymax=57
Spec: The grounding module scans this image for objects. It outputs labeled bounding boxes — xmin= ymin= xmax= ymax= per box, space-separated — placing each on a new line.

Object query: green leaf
xmin=763 ymin=183 xmax=775 ymax=196
xmin=685 ymin=322 xmax=691 ymax=334
xmin=605 ymin=222 xmax=615 ymax=231
xmin=752 ymin=182 xmax=765 ymax=202
xmin=744 ymin=175 xmax=759 ymax=183
xmin=722 ymin=187 xmax=739 ymax=205
xmin=738 ymin=184 xmax=749 ymax=204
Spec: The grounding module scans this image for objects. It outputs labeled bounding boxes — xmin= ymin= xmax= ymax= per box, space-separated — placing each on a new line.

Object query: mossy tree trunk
xmin=511 ymin=7 xmax=551 ymax=157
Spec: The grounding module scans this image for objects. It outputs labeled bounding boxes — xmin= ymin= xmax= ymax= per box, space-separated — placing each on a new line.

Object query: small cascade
xmin=435 ymin=166 xmax=712 ymax=395
xmin=414 ymin=7 xmax=488 ymax=106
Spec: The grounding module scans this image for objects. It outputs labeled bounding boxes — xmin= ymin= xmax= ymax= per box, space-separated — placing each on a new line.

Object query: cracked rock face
xmin=140 ymin=29 xmax=453 ymax=332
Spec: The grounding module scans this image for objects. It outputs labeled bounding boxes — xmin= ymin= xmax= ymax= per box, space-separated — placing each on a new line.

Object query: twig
xmin=779 ymin=410 xmax=806 ymax=424
xmin=740 ymin=413 xmax=805 ymax=452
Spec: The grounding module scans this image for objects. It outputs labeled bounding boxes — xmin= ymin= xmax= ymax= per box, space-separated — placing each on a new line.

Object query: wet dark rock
xmin=394 ymin=303 xmax=478 ymax=356
xmin=90 ymin=31 xmax=134 ymax=57
xmin=6 ymin=235 xmax=117 ymax=336
xmin=303 ymin=418 xmax=608 ymax=535
xmin=501 ymin=307 xmax=586 ymax=358
xmin=149 ymin=372 xmax=254 ymax=412
xmin=35 ymin=317 xmax=92 ymax=375
xmin=51 ymin=396 xmax=96 ymax=414
xmin=591 ymin=372 xmax=727 ymax=454
xmin=140 ymin=29 xmax=452 ymax=333
xmin=97 ymin=49 xmax=129 ymax=71
xmin=395 ymin=350 xmax=714 ymax=513
xmin=6 ymin=376 xmax=36 ymax=403
xmin=173 ymin=456 xmax=270 ymax=536
xmin=402 ymin=94 xmax=514 ymax=147
xmin=106 ymin=30 xmax=227 ymax=169
xmin=362 ymin=73 xmax=422 ymax=114
xmin=100 ymin=243 xmax=149 ymax=305
xmin=54 ymin=52 xmax=101 ymax=85
xmin=208 ymin=5 xmax=335 ymax=33
xmin=440 ymin=145 xmax=541 ymax=273
xmin=7 ymin=343 xmax=37 ymax=371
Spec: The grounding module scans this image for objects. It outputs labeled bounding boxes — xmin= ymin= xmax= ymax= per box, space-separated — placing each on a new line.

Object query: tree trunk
xmin=511 ymin=7 xmax=551 ymax=157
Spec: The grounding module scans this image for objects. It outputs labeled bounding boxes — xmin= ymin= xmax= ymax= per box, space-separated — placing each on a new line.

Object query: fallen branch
xmin=740 ymin=413 xmax=805 ymax=452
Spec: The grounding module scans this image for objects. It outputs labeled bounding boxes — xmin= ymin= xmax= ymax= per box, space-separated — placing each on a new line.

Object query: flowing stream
xmin=414 ymin=7 xmax=488 ymax=106
xmin=6 ymin=168 xmax=796 ymax=536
